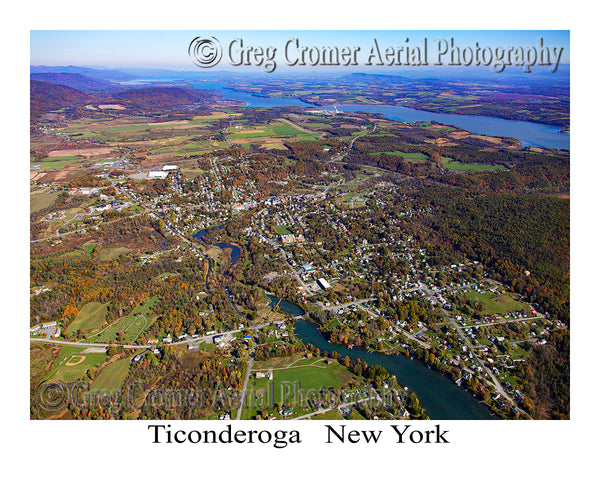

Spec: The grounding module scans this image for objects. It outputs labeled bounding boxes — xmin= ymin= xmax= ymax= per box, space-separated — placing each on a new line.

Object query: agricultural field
xmin=30 ymin=189 xmax=59 ymax=213
xmin=67 ymin=301 xmax=109 ymax=335
xmin=90 ymin=356 xmax=133 ymax=391
xmin=370 ymin=151 xmax=429 ymax=162
xmin=228 ymin=120 xmax=322 ymax=149
xmin=441 ymin=157 xmax=508 ymax=171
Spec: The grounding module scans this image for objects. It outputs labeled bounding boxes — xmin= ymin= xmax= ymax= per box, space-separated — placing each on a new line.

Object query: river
xmin=265 ymin=294 xmax=495 ymax=419
xmin=188 ymin=80 xmax=569 ymax=150
xmin=294 ymin=318 xmax=495 ymax=420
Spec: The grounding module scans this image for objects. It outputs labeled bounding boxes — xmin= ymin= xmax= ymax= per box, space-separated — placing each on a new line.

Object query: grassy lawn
xmin=347 ymin=408 xmax=367 ymax=420
xmin=464 ymin=291 xmax=529 ymax=316
xmin=36 ymin=156 xmax=87 ymax=170
xmin=274 ymin=225 xmax=292 ymax=235
xmin=245 ymin=359 xmax=355 ymax=409
xmin=67 ymin=301 xmax=109 ymax=335
xmin=99 ymin=246 xmax=133 ymax=261
xmin=90 ymin=357 xmax=132 ymax=391
xmin=48 ymin=347 xmax=108 ymax=382
xmin=311 ymin=409 xmax=344 ymax=420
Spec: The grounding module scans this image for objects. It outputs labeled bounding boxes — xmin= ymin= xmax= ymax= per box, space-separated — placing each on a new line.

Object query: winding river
xmin=294 ymin=319 xmax=495 ymax=420
xmin=265 ymin=296 xmax=495 ymax=420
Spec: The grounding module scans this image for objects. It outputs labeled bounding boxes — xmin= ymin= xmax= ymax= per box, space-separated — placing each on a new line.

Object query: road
xmin=319 ymin=297 xmax=377 ymax=311
xmin=236 ymin=344 xmax=256 ymax=420
xmin=328 ymin=124 xmax=376 ymax=163
xmin=293 ymin=390 xmax=386 ymax=420
xmin=278 ymin=250 xmax=309 ymax=292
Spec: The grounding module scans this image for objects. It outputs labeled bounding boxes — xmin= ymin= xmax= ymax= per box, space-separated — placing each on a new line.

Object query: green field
xmin=311 ymin=409 xmax=345 ymax=420
xmin=442 ymin=157 xmax=508 ymax=172
xmin=99 ymin=246 xmax=133 ymax=261
xmin=274 ymin=225 xmax=292 ymax=235
xmin=35 ymin=156 xmax=87 ymax=170
xmin=88 ymin=296 xmax=159 ymax=343
xmin=229 ymin=121 xmax=321 ymax=142
xmin=30 ymin=191 xmax=59 ymax=213
xmin=68 ymin=302 xmax=109 ymax=335
xmin=241 ymin=357 xmax=355 ymax=418
xmin=464 ymin=290 xmax=530 ymax=315
xmin=90 ymin=357 xmax=132 ymax=391
xmin=49 ymin=347 xmax=108 ymax=382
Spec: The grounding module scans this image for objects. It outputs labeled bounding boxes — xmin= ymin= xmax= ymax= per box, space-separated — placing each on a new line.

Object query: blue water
xmin=266 ymin=294 xmax=305 ymax=317
xmin=294 ymin=319 xmax=496 ymax=420
xmin=192 ymin=81 xmax=314 ymax=108
xmin=262 ymin=293 xmax=495 ymax=419
xmin=325 ymin=104 xmax=569 ymax=150
xmin=190 ymin=80 xmax=568 ymax=149
xmin=193 ymin=225 xmax=241 ymax=267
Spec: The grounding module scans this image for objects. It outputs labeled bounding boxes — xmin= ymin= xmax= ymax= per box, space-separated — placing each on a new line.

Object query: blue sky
xmin=30 ymin=30 xmax=570 ymax=72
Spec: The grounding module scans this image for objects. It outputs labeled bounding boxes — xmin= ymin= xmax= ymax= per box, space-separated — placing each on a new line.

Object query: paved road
xmin=278 ymin=250 xmax=309 ymax=291
xmin=328 ymin=124 xmax=376 ymax=163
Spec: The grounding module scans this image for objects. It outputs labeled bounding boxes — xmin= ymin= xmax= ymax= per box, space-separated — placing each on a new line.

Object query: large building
xmin=149 ymin=171 xmax=168 ymax=179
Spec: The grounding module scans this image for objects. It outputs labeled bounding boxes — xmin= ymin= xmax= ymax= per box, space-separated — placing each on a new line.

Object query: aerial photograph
xmin=29 ymin=30 xmax=570 ymax=422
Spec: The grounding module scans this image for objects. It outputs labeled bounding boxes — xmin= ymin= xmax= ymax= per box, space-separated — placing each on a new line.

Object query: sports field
xmin=48 ymin=347 xmax=108 ymax=382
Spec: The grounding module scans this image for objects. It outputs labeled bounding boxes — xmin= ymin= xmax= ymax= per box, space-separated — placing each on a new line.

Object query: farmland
xmin=67 ymin=301 xmax=109 ymax=335
xmin=86 ymin=296 xmax=158 ymax=343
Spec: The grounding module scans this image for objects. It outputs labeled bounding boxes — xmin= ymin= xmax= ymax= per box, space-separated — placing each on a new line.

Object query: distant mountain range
xmin=30 ymin=70 xmax=220 ymax=118
xmin=30 ymin=72 xmax=122 ymax=94
xmin=30 ymin=65 xmax=136 ymax=81
xmin=30 ymin=80 xmax=91 ymax=115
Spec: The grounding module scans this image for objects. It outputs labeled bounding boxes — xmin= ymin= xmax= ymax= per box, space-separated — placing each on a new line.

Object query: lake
xmin=190 ymin=80 xmax=569 ymax=149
